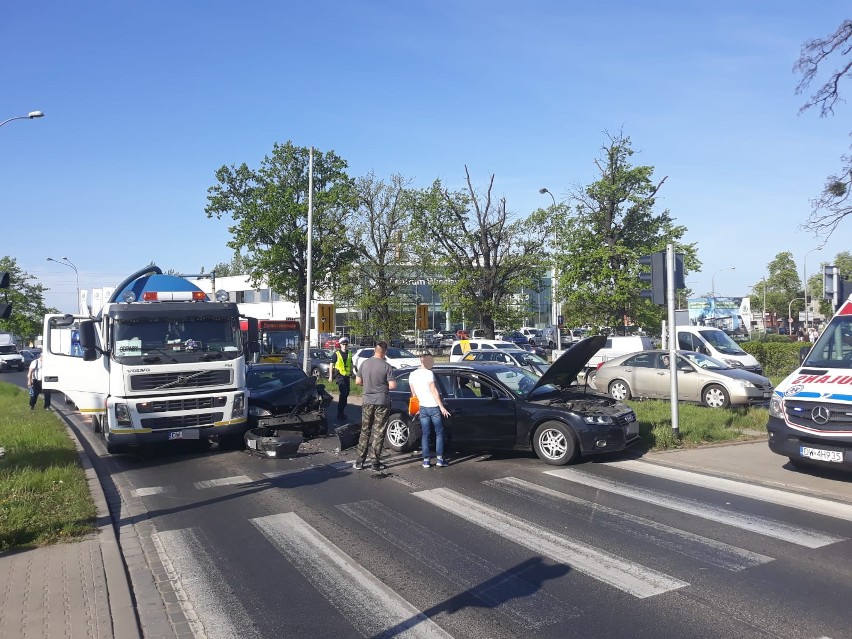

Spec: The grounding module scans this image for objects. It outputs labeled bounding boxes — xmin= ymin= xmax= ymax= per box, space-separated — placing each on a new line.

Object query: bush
xmin=740 ymin=340 xmax=809 ymax=377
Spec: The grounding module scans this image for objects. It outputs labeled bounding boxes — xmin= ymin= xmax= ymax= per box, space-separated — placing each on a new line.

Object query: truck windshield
xmin=803 ymin=317 xmax=852 ymax=369
xmin=698 ymin=329 xmax=746 ymax=355
xmin=112 ymin=316 xmax=242 ymax=364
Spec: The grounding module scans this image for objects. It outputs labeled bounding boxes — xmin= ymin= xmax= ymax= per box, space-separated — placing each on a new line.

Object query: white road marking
xmin=545 ymin=468 xmax=845 ymax=549
xmin=193 ymin=475 xmax=253 ymax=489
xmin=251 ymin=512 xmax=454 ymax=638
xmin=603 ymin=459 xmax=852 ymax=522
xmin=487 ymin=477 xmax=772 ymax=572
xmin=132 ymin=486 xmax=166 ymax=497
xmin=152 ymin=528 xmax=259 ymax=639
xmin=412 ymin=487 xmax=688 ymax=599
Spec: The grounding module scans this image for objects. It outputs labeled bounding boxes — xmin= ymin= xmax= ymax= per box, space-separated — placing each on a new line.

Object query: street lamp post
xmin=711 ymin=266 xmax=736 ymax=300
xmin=0 ymin=111 xmax=45 ymax=128
xmin=539 ymin=188 xmax=558 ymax=327
xmin=47 ymin=256 xmax=80 ymax=314
xmin=803 ymin=246 xmax=823 ymax=329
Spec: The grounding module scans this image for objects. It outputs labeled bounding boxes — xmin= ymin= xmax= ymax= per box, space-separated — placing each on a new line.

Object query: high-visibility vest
xmin=333 ymin=350 xmax=352 ymax=376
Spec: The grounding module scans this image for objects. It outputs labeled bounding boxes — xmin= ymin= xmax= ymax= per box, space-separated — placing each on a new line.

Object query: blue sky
xmin=2 ymin=1 xmax=850 ymax=314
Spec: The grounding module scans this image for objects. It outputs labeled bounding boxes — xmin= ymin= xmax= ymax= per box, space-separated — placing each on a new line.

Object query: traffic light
xmin=317 ymin=303 xmax=335 ymax=332
xmin=639 ymin=252 xmax=666 ymax=306
xmin=416 ymin=303 xmax=429 ymax=330
xmin=0 ymin=272 xmax=10 ymax=319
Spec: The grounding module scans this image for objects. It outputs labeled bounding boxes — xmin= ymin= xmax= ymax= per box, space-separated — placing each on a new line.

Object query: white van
xmin=449 ymin=339 xmax=517 ymax=362
xmin=673 ymin=326 xmax=762 ymax=374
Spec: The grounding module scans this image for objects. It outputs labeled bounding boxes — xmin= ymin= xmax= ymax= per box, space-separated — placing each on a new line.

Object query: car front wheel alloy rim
xmin=538 ymin=428 xmax=567 ymax=460
xmin=387 ymin=419 xmax=409 ymax=447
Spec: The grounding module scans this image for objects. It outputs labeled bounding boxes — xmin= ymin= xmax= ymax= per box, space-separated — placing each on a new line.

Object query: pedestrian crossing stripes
xmin=412 ymin=487 xmax=689 ymax=598
xmin=544 ymin=468 xmax=845 ymax=548
xmin=486 ymin=477 xmax=772 ymax=572
xmin=250 ymin=512 xmax=454 ymax=639
xmin=337 ymin=499 xmax=578 ymax=628
xmin=603 ymin=459 xmax=852 ymax=521
xmin=132 ymin=486 xmax=167 ymax=497
xmin=193 ymin=475 xmax=253 ymax=489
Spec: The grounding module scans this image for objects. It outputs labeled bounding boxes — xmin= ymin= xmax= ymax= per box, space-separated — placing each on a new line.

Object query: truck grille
xmin=130 ymin=370 xmax=232 ymax=391
xmin=140 ymin=412 xmax=224 ymax=430
xmin=137 ymin=397 xmax=220 ymax=412
xmin=784 ymin=399 xmax=852 ymax=433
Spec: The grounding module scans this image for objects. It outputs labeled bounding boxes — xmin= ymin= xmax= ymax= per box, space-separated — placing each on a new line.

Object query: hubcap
xmin=539 ymin=428 xmax=567 ymax=460
xmin=706 ymin=389 xmax=725 ymax=407
xmin=387 ymin=419 xmax=409 ymax=447
xmin=611 ymin=383 xmax=627 ymax=400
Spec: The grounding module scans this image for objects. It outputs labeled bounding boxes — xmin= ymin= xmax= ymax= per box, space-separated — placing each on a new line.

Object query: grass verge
xmin=0 ymin=382 xmax=96 ymax=552
xmin=629 ymin=398 xmax=769 ymax=451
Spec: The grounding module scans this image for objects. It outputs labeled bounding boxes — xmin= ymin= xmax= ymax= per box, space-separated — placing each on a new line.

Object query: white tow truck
xmin=42 ymin=266 xmax=258 ymax=453
xmin=768 ymin=295 xmax=852 ymax=470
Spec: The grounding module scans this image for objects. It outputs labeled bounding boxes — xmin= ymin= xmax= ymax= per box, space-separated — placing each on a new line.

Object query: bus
xmin=240 ymin=319 xmax=301 ymax=360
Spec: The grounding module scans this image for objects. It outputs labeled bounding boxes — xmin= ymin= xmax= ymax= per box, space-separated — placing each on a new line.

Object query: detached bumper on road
xmin=767 ymin=417 xmax=852 ymax=469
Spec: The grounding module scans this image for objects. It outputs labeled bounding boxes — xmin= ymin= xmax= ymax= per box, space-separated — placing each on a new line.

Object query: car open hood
xmin=529 ymin=335 xmax=607 ymax=393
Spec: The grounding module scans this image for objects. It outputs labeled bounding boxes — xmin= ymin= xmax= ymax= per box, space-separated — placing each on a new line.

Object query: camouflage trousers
xmin=357 ymin=403 xmax=390 ymax=462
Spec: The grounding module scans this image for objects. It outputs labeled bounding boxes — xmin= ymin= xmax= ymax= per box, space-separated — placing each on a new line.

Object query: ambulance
xmin=767 ymin=296 xmax=852 ymax=469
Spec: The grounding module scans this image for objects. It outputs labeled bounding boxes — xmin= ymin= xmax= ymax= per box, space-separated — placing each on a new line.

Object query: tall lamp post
xmin=711 ymin=266 xmax=736 ymax=300
xmin=539 ymin=188 xmax=558 ymax=327
xmin=47 ymin=256 xmax=80 ymax=313
xmin=803 ymin=246 xmax=823 ymax=329
xmin=0 ymin=110 xmax=44 ymax=128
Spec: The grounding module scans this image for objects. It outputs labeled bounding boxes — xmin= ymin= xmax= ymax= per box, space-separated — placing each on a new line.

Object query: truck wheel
xmin=91 ymin=415 xmax=102 ymax=434
xmin=532 ymin=421 xmax=578 ymax=466
xmin=217 ymin=433 xmax=244 ymax=450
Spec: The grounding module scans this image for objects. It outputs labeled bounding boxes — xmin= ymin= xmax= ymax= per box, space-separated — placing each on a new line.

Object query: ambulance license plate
xmin=799 ymin=446 xmax=843 ymax=463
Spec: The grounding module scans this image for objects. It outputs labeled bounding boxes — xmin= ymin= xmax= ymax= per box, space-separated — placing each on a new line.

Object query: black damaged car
xmin=246 ymin=363 xmax=332 ymax=438
xmin=384 ymin=335 xmax=639 ymax=465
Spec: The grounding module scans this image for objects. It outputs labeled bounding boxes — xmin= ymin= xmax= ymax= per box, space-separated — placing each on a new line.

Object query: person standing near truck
xmin=329 ymin=336 xmax=353 ymax=421
xmin=353 ymin=341 xmax=397 ymax=471
xmin=27 ymin=352 xmax=51 ymax=410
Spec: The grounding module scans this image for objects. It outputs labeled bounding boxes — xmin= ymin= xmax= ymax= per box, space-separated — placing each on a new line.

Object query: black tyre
xmin=585 ymin=369 xmax=597 ymax=390
xmin=91 ymin=414 xmax=102 ymax=434
xmin=385 ymin=412 xmax=418 ymax=453
xmin=217 ymin=433 xmax=245 ymax=450
xmin=532 ymin=421 xmax=578 ymax=466
xmin=608 ymin=379 xmax=631 ymax=401
xmin=702 ymin=384 xmax=730 ymax=409
xmin=310 ymin=367 xmax=321 ymax=379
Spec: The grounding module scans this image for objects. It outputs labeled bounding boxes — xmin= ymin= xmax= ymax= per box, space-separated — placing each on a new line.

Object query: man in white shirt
xmin=409 ymin=352 xmax=451 ymax=468
xmin=27 ymin=352 xmax=51 ymax=410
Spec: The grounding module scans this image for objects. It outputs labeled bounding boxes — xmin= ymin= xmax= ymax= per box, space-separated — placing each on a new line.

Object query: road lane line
xmin=193 ymin=475 xmax=253 ymax=489
xmin=545 ymin=468 xmax=845 ymax=548
xmin=338 ymin=499 xmax=578 ymax=628
xmin=152 ymin=528 xmax=259 ymax=639
xmin=412 ymin=487 xmax=688 ymax=599
xmin=132 ymin=486 xmax=167 ymax=497
xmin=487 ymin=477 xmax=772 ymax=572
xmin=603 ymin=459 xmax=852 ymax=521
xmin=251 ymin=512 xmax=454 ymax=639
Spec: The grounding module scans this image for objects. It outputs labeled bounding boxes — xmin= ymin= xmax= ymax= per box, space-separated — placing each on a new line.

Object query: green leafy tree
xmin=750 ymin=252 xmax=803 ymax=326
xmin=795 ymin=20 xmax=852 ymax=237
xmin=410 ymin=167 xmax=548 ymax=338
xmin=206 ymin=252 xmax=249 ymax=277
xmin=205 ymin=142 xmax=356 ymax=337
xmin=539 ymin=132 xmax=699 ymax=332
xmin=0 ymin=256 xmax=58 ymax=342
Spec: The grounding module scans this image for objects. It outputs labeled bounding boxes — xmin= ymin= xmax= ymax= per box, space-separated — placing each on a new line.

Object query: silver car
xmin=594 ymin=350 xmax=773 ymax=408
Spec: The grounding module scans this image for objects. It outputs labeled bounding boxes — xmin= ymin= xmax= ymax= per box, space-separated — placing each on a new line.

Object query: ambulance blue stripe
xmin=825 ymin=394 xmax=852 ymax=402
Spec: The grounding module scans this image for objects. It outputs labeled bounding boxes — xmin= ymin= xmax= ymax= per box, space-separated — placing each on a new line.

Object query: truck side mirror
xmin=79 ymin=321 xmax=101 ymax=360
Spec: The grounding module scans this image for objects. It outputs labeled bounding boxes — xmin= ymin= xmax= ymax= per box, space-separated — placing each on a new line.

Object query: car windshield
xmin=680 ymin=352 xmax=730 ymax=370
xmin=113 ymin=316 xmax=242 ymax=363
xmin=698 ymin=329 xmax=746 ymax=355
xmin=0 ymin=345 xmax=18 ymax=354
xmin=386 ymin=348 xmax=416 ymax=358
xmin=247 ymin=366 xmax=309 ymax=391
xmin=803 ymin=316 xmax=852 ymax=369
xmin=491 ymin=367 xmax=555 ymax=396
xmin=518 ymin=352 xmax=548 ymax=365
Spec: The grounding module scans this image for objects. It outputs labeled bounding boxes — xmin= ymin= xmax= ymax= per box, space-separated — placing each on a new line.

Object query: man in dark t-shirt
xmin=353 ymin=341 xmax=397 ymax=470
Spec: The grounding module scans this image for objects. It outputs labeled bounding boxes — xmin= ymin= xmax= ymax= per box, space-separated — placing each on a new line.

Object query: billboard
xmin=686 ymin=297 xmax=750 ymax=333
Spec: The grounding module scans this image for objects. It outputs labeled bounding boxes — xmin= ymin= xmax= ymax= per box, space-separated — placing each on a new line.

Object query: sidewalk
xmin=0 ymin=416 xmax=141 ymax=639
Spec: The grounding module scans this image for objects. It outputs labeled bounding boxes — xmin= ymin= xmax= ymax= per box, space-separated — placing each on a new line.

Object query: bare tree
xmin=796 ymin=20 xmax=852 ymax=237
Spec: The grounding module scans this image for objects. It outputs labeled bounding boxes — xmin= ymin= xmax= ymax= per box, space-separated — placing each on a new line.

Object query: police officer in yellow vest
xmin=329 ymin=336 xmax=353 ymax=421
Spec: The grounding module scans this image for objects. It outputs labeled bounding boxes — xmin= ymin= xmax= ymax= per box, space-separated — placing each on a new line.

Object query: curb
xmin=61 ymin=412 xmax=143 ymax=639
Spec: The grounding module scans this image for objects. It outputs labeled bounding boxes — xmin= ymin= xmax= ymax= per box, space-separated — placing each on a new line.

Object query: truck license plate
xmin=169 ymin=429 xmax=200 ymax=441
xmin=799 ymin=446 xmax=843 ymax=463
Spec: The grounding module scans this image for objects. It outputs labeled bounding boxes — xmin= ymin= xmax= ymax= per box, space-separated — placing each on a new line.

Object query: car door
xmin=436 ymin=372 xmax=516 ymax=449
xmin=617 ymin=352 xmax=657 ymax=397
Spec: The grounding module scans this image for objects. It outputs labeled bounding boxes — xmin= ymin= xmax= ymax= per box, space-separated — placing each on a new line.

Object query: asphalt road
xmin=6 ymin=370 xmax=851 ymax=639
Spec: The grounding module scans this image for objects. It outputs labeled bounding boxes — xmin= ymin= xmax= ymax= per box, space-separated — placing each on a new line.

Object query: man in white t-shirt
xmin=27 ymin=352 xmax=51 ymax=410
xmin=409 ymin=352 xmax=451 ymax=468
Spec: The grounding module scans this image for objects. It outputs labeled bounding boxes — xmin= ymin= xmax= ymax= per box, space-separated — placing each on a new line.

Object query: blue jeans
xmin=419 ymin=406 xmax=444 ymax=460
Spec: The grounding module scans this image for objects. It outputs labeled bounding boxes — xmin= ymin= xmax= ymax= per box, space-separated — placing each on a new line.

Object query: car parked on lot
xmin=518 ymin=342 xmax=548 ymax=358
xmin=383 ymin=336 xmax=639 ymax=465
xmin=502 ymin=331 xmax=529 ymax=347
xmin=352 ymin=346 xmax=420 ymax=373
xmin=594 ymin=350 xmax=773 ymax=408
xmin=283 ymin=349 xmax=334 ymax=379
xmin=449 ymin=339 xmax=517 ymax=362
xmin=246 ymin=363 xmax=332 ymax=438
xmin=460 ymin=348 xmax=551 ymax=375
